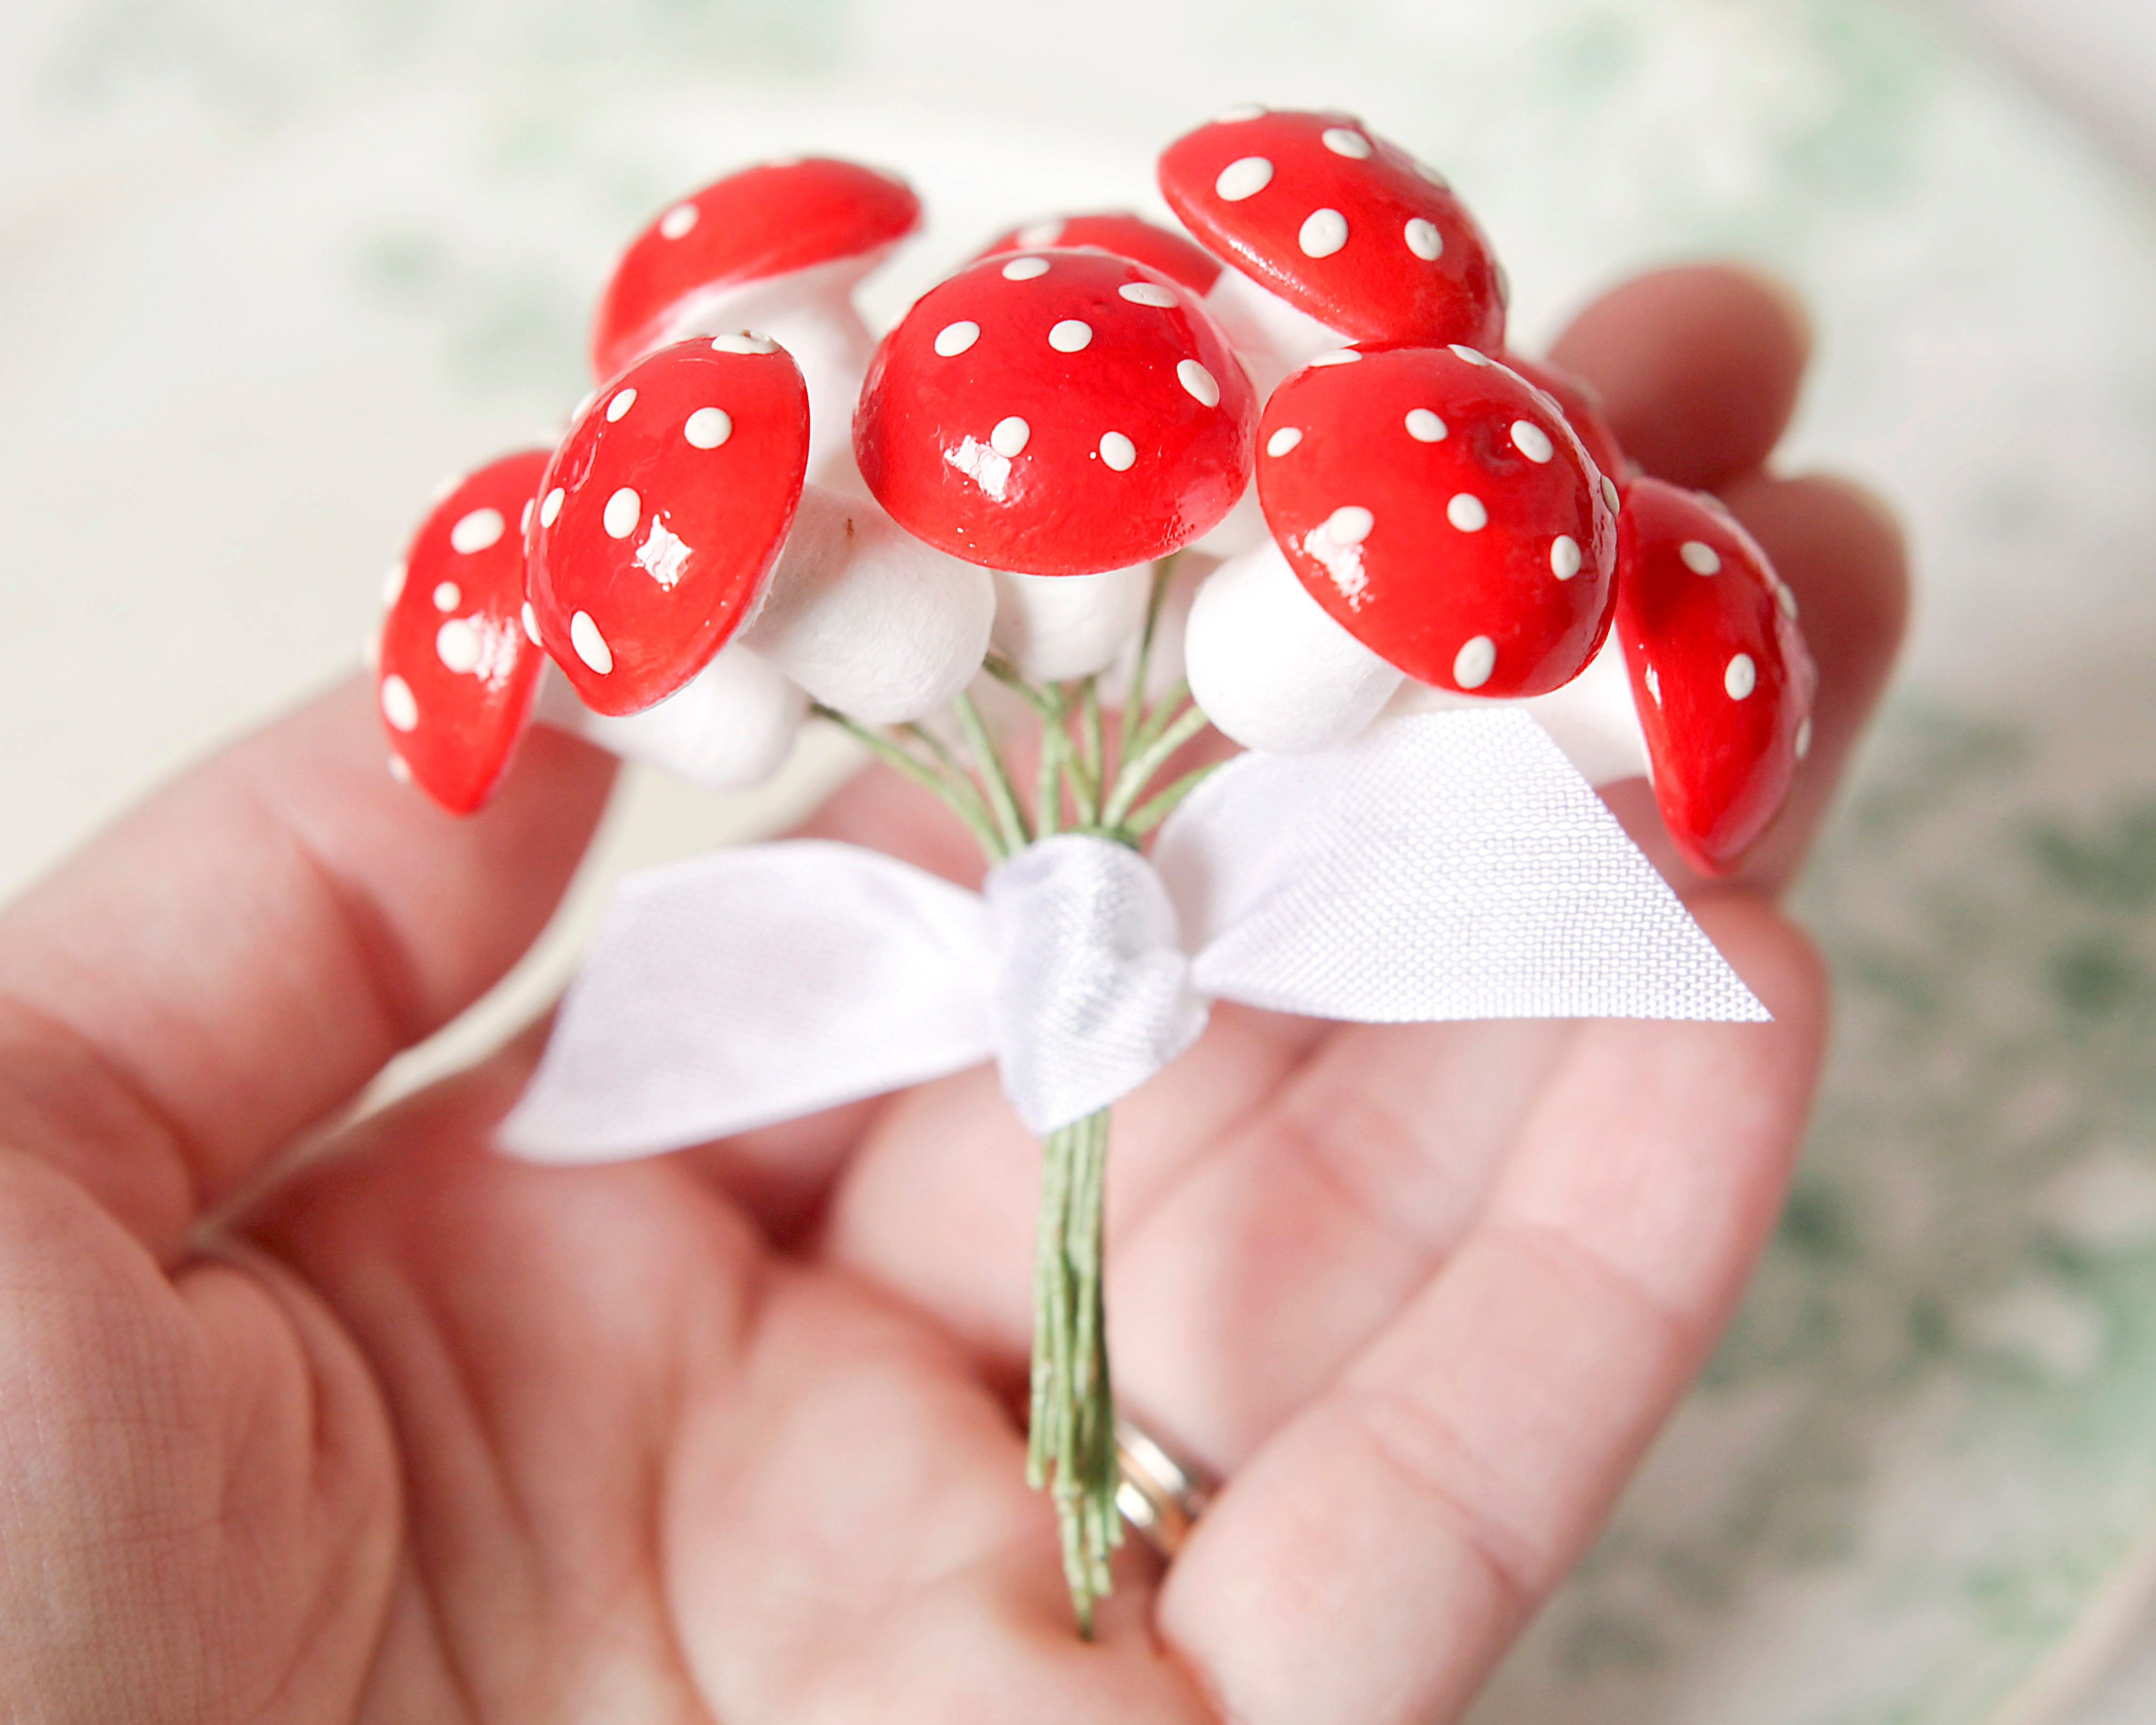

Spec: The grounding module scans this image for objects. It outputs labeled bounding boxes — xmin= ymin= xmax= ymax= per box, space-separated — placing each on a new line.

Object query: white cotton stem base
xmin=649 ymin=255 xmax=881 ymax=477
xmin=744 ymin=484 xmax=996 ymax=723
xmin=991 ymin=565 xmax=1155 ymax=683
xmin=1201 ymin=267 xmax=1351 ymax=401
xmin=538 ymin=647 xmax=806 ymax=790
xmin=1184 ymin=540 xmax=1403 ymax=752
xmin=1386 ymin=631 xmax=1651 ymax=786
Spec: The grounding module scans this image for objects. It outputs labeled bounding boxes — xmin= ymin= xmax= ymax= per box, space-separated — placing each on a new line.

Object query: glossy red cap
xmin=975 ymin=212 xmax=1223 ymax=295
xmin=854 ymin=249 xmax=1255 ymax=576
xmin=1257 ymin=344 xmax=1616 ymax=698
xmin=527 ymin=336 xmax=810 ymax=716
xmin=1158 ymin=108 xmax=1505 ymax=351
xmin=376 ymin=449 xmax=551 ymax=814
xmin=1500 ymin=352 xmax=1628 ymax=494
xmin=1616 ymin=476 xmax=1815 ymax=877
xmin=591 ymin=158 xmax=921 ymax=381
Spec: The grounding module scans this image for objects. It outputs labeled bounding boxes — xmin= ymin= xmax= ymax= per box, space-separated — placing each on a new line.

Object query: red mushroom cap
xmin=1500 ymin=352 xmax=1628 ymax=494
xmin=527 ymin=336 xmax=810 ymax=716
xmin=591 ymin=158 xmax=922 ymax=381
xmin=1257 ymin=344 xmax=1616 ymax=698
xmin=853 ymin=249 xmax=1255 ymax=576
xmin=1157 ymin=108 xmax=1505 ymax=352
xmin=1615 ymin=476 xmax=1815 ymax=877
xmin=377 ymin=448 xmax=550 ymax=814
xmin=975 ymin=212 xmax=1223 ymax=296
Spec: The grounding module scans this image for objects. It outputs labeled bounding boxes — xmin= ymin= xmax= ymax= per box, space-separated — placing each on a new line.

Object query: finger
xmin=1725 ymin=471 xmax=1909 ymax=893
xmin=1547 ymin=263 xmax=1812 ymax=490
xmin=1158 ymin=900 xmax=1825 ymax=1725
xmin=0 ymin=675 xmax=614 ymax=1256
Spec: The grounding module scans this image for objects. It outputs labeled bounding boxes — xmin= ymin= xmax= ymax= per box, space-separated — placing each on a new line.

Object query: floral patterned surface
xmin=6 ymin=1 xmax=2156 ymax=1719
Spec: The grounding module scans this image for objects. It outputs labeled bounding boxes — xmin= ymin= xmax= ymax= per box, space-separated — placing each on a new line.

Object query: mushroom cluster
xmin=370 ymin=105 xmax=1814 ymax=879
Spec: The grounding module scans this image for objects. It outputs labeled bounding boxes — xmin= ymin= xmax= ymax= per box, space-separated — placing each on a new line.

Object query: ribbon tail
xmin=499 ymin=840 xmax=1000 ymax=1163
xmin=1156 ymin=709 xmax=1771 ymax=1026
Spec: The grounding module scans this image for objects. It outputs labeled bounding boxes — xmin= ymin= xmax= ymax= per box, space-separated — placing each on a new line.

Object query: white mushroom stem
xmin=1200 ymin=265 xmax=1351 ymax=401
xmin=1386 ymin=631 xmax=1651 ymax=785
xmin=742 ymin=484 xmax=996 ymax=723
xmin=1183 ymin=538 xmax=1402 ymax=752
xmin=990 ymin=564 xmax=1155 ymax=683
xmin=646 ymin=252 xmax=890 ymax=478
xmin=534 ymin=644 xmax=807 ymax=790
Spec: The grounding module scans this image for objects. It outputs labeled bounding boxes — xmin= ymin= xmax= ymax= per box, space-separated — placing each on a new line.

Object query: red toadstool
xmin=591 ymin=158 xmax=922 ymax=474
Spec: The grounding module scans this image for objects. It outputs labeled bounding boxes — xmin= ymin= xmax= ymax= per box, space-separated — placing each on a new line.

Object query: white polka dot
xmin=1177 ymin=360 xmax=1220 ymax=407
xmin=540 ymin=487 xmax=565 ymax=528
xmin=1266 ymin=426 xmax=1304 ymax=457
xmin=449 ymin=507 xmax=505 ymax=554
xmin=1510 ymin=421 xmax=1555 ymax=463
xmin=1775 ymin=579 xmax=1799 ymax=620
xmin=380 ymin=674 xmax=419 ymax=731
xmin=435 ymin=617 xmax=481 ymax=674
xmin=1404 ymin=408 xmax=1447 ymax=442
xmin=570 ymin=610 xmax=613 ymax=674
xmin=1447 ymin=493 xmax=1488 ymax=532
xmin=684 ymin=407 xmax=732 ymax=448
xmin=1299 ymin=208 xmax=1348 ymax=257
xmin=606 ymin=387 xmax=637 ymax=422
xmin=1681 ymin=540 xmax=1722 ymax=575
xmin=1119 ymin=281 xmax=1179 ymax=308
xmin=991 ymin=416 xmax=1031 ymax=457
xmin=1795 ymin=715 xmax=1813 ymax=759
xmin=1016 ymin=219 xmax=1065 ymax=247
xmin=1322 ymin=505 xmax=1374 ymax=545
xmin=934 ymin=320 xmax=981 ymax=357
xmin=432 ymin=581 xmax=460 ymax=612
xmin=659 ymin=203 xmax=699 ymax=239
xmin=1403 ymin=218 xmax=1443 ymax=260
xmin=604 ymin=488 xmax=641 ymax=539
xmin=1454 ymin=636 xmax=1496 ymax=689
xmin=387 ymin=752 xmax=413 ymax=785
xmin=521 ymin=601 xmax=541 ymax=645
xmin=1308 ymin=348 xmax=1361 ymax=366
xmin=1049 ymin=319 xmax=1093 ymax=352
xmin=1602 ymin=475 xmax=1621 ymax=513
xmin=1645 ymin=665 xmax=1663 ymax=705
xmin=1725 ymin=653 xmax=1757 ymax=700
xmin=519 ymin=498 xmax=533 ymax=536
xmin=1550 ymin=535 xmax=1582 ymax=580
xmin=709 ymin=331 xmax=778 ymax=354
xmin=1001 ymin=256 xmax=1051 ymax=281
xmin=1215 ymin=156 xmax=1274 ymax=201
xmin=1322 ymin=127 xmax=1373 ymax=159
xmin=1449 ymin=344 xmax=1490 ymax=366
xmin=1099 ymin=432 xmax=1136 ymax=470
xmin=1215 ymin=104 xmax=1266 ymax=123
xmin=381 ymin=563 xmax=407 ymax=607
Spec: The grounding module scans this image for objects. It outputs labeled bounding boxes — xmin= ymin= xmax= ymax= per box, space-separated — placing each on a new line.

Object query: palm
xmin=0 ymin=267 xmax=1904 ymax=1724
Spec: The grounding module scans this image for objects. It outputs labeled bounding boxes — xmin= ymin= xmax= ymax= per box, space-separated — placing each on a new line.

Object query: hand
xmin=0 ymin=264 xmax=1904 ymax=1724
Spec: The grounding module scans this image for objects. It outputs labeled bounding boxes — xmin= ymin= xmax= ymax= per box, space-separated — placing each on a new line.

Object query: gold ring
xmin=1115 ymin=1417 xmax=1214 ymax=1559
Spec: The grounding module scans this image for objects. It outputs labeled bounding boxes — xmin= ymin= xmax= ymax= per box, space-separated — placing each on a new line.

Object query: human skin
xmin=0 ymin=264 xmax=1906 ymax=1724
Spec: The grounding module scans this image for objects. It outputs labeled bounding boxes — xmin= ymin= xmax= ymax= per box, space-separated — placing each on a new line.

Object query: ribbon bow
xmin=501 ymin=710 xmax=1766 ymax=1158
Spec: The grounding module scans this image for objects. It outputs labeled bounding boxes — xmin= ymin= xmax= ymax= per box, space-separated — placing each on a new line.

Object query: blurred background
xmin=5 ymin=1 xmax=2156 ymax=1719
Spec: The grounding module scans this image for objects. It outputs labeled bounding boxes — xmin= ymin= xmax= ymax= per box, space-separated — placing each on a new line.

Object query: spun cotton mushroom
xmin=592 ymin=157 xmax=922 ymax=475
xmin=375 ymin=449 xmax=805 ymax=810
xmin=853 ymin=247 xmax=1256 ymax=679
xmin=528 ymin=335 xmax=993 ymax=726
xmin=1157 ymin=107 xmax=1507 ymax=399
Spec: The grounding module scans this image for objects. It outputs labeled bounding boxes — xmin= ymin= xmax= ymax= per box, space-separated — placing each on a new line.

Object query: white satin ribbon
xmin=500 ymin=710 xmax=1767 ymax=1158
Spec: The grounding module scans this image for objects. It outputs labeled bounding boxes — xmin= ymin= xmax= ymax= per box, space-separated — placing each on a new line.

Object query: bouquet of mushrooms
xmin=372 ymin=107 xmax=1814 ymax=1633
